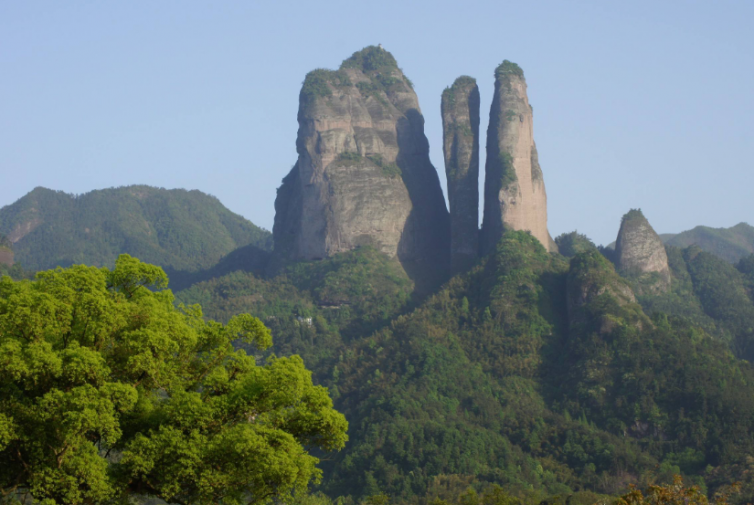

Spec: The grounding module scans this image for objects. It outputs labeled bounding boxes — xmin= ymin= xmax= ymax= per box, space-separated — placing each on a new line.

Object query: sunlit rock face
xmin=273 ymin=46 xmax=450 ymax=283
xmin=615 ymin=209 xmax=671 ymax=293
xmin=481 ymin=61 xmax=555 ymax=254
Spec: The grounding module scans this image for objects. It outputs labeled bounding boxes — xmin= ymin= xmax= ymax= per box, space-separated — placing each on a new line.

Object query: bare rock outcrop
xmin=273 ymin=46 xmax=450 ymax=284
xmin=442 ymin=76 xmax=480 ymax=274
xmin=615 ymin=209 xmax=671 ymax=293
xmin=480 ymin=61 xmax=555 ymax=254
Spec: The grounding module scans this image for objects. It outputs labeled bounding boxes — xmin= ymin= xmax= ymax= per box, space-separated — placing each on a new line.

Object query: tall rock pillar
xmin=614 ymin=209 xmax=671 ymax=293
xmin=481 ymin=61 xmax=555 ymax=254
xmin=273 ymin=46 xmax=450 ymax=286
xmin=442 ymin=76 xmax=480 ymax=274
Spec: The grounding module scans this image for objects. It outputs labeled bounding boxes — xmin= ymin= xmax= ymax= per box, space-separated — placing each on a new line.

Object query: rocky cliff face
xmin=480 ymin=61 xmax=555 ymax=254
xmin=615 ymin=209 xmax=671 ymax=293
xmin=442 ymin=76 xmax=480 ymax=274
xmin=274 ymin=46 xmax=450 ymax=285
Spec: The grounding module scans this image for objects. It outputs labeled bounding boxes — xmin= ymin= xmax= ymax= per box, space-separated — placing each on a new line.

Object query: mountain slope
xmin=0 ymin=185 xmax=272 ymax=272
xmin=662 ymin=223 xmax=754 ymax=263
xmin=176 ymin=233 xmax=754 ymax=502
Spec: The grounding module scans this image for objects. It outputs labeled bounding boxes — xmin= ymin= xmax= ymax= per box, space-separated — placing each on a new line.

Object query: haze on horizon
xmin=1 ymin=1 xmax=752 ymax=246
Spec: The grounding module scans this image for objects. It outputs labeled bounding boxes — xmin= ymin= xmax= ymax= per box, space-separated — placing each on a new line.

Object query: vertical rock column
xmin=442 ymin=76 xmax=480 ymax=274
xmin=615 ymin=209 xmax=671 ymax=293
xmin=481 ymin=61 xmax=555 ymax=254
xmin=273 ymin=46 xmax=450 ymax=286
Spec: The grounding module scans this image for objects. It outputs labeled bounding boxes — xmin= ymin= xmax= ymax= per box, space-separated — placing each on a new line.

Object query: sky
xmin=1 ymin=1 xmax=752 ymax=246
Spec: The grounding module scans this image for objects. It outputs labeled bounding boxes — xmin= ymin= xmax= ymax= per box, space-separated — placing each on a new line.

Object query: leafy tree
xmin=0 ymin=255 xmax=347 ymax=505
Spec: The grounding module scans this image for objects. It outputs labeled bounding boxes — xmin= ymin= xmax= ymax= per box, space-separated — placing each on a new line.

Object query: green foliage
xmin=367 ymin=154 xmax=402 ymax=179
xmin=494 ymin=61 xmax=524 ymax=80
xmin=302 ymin=69 xmax=353 ymax=102
xmin=0 ymin=235 xmax=10 ymax=250
xmin=0 ymin=186 xmax=272 ymax=273
xmin=554 ymin=232 xmax=596 ymax=258
xmin=356 ymin=81 xmax=389 ymax=106
xmin=442 ymin=76 xmax=477 ymax=110
xmin=0 ymin=255 xmax=347 ymax=504
xmin=341 ymin=46 xmax=399 ymax=73
xmin=664 ymin=223 xmax=754 ymax=264
xmin=499 ymin=152 xmax=518 ymax=190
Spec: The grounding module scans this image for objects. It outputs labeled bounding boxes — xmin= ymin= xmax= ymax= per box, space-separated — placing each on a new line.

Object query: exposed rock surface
xmin=0 ymin=235 xmax=13 ymax=267
xmin=615 ymin=209 xmax=671 ymax=293
xmin=274 ymin=46 xmax=450 ymax=285
xmin=480 ymin=61 xmax=555 ymax=254
xmin=442 ymin=76 xmax=480 ymax=274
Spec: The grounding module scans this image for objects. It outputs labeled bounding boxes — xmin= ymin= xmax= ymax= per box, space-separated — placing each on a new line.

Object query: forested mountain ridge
xmin=662 ymin=223 xmax=754 ymax=263
xmin=174 ymin=230 xmax=754 ymax=504
xmin=0 ymin=185 xmax=272 ymax=272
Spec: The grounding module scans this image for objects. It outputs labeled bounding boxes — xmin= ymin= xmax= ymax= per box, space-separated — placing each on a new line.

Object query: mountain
xmin=481 ymin=61 xmax=555 ymax=254
xmin=662 ymin=223 xmax=754 ymax=263
xmin=175 ymin=231 xmax=754 ymax=503
xmin=614 ymin=209 xmax=671 ymax=293
xmin=273 ymin=46 xmax=450 ymax=288
xmin=0 ymin=185 xmax=272 ymax=272
xmin=442 ymin=76 xmax=481 ymax=274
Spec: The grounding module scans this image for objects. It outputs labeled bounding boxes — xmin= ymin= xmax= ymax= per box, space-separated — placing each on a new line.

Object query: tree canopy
xmin=0 ymin=255 xmax=347 ymax=505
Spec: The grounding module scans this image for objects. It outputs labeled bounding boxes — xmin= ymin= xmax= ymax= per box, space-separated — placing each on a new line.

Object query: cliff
xmin=274 ymin=46 xmax=450 ymax=286
xmin=480 ymin=61 xmax=555 ymax=254
xmin=442 ymin=76 xmax=480 ymax=274
xmin=615 ymin=209 xmax=671 ymax=293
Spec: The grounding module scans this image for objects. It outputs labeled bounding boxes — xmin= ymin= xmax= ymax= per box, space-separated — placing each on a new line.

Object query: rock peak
xmin=615 ymin=209 xmax=671 ymax=293
xmin=481 ymin=60 xmax=555 ymax=254
xmin=274 ymin=47 xmax=450 ymax=288
xmin=442 ymin=75 xmax=480 ymax=273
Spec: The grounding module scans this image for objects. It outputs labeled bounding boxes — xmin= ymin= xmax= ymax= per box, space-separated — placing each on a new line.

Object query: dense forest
xmin=172 ymin=231 xmax=754 ymax=504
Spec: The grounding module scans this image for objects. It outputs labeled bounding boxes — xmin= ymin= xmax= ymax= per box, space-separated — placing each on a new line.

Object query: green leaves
xmin=0 ymin=255 xmax=347 ymax=504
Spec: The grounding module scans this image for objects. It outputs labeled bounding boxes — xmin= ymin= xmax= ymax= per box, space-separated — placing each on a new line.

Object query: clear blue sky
xmin=1 ymin=1 xmax=752 ymax=246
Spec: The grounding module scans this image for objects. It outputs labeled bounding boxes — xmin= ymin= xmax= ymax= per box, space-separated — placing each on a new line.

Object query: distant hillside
xmin=0 ymin=186 xmax=272 ymax=272
xmin=603 ymin=223 xmax=754 ymax=264
xmin=661 ymin=223 xmax=754 ymax=263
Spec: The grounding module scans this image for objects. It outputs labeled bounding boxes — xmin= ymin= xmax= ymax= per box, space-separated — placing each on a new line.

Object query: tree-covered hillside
xmin=662 ymin=223 xmax=754 ymax=264
xmin=0 ymin=186 xmax=272 ymax=272
xmin=175 ymin=233 xmax=754 ymax=504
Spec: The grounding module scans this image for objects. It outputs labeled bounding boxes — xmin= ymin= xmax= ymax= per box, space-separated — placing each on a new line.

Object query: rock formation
xmin=442 ymin=76 xmax=480 ymax=274
xmin=480 ymin=61 xmax=555 ymax=254
xmin=0 ymin=235 xmax=13 ymax=267
xmin=614 ymin=209 xmax=671 ymax=293
xmin=274 ymin=46 xmax=450 ymax=284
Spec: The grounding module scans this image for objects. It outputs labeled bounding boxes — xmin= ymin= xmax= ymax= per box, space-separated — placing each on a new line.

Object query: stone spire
xmin=480 ymin=61 xmax=555 ymax=254
xmin=615 ymin=209 xmax=671 ymax=293
xmin=442 ymin=76 xmax=480 ymax=273
xmin=273 ymin=46 xmax=450 ymax=285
